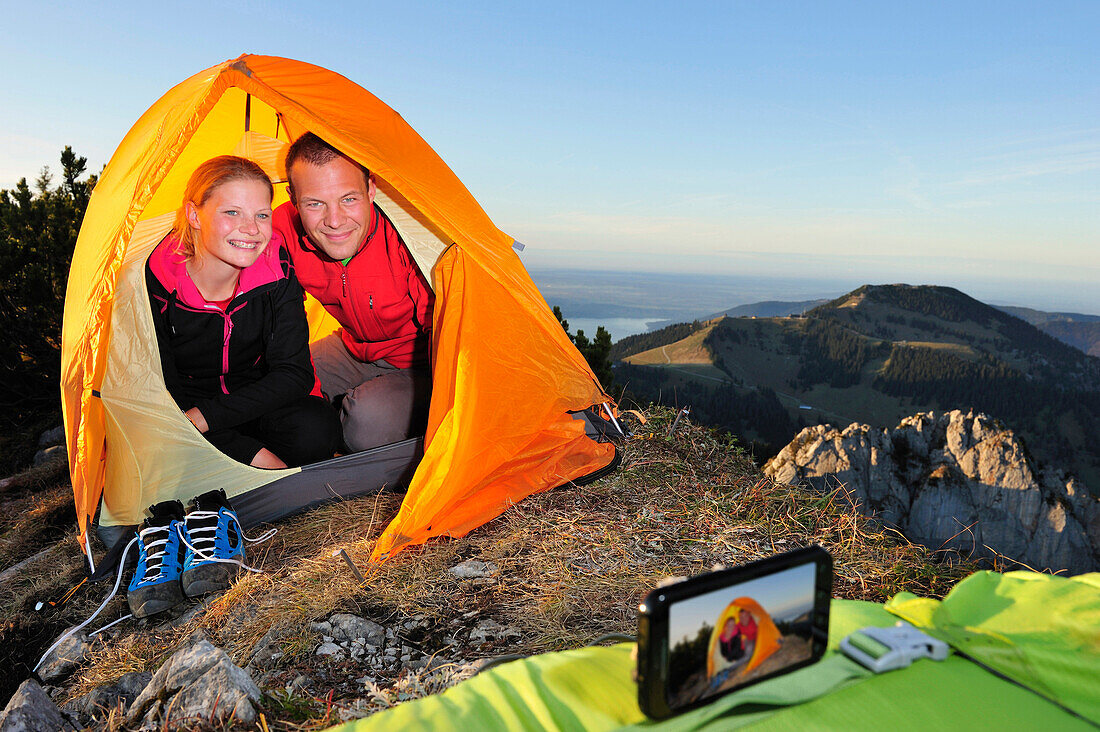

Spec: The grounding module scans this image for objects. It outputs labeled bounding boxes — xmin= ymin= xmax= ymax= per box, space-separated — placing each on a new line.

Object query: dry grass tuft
xmin=0 ymin=455 xmax=70 ymax=493
xmin=11 ymin=406 xmax=978 ymax=729
xmin=0 ymin=462 xmax=75 ymax=569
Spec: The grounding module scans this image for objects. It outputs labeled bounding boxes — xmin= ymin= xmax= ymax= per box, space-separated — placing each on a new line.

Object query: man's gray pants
xmin=311 ymin=333 xmax=432 ymax=453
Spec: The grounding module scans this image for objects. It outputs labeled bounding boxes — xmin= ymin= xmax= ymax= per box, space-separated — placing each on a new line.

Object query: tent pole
xmin=84 ymin=527 xmax=96 ymax=574
xmin=602 ymin=402 xmax=625 ymax=437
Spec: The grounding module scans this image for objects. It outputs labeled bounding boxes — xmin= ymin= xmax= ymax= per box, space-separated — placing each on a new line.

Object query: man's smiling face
xmin=289 ymin=154 xmax=376 ymax=261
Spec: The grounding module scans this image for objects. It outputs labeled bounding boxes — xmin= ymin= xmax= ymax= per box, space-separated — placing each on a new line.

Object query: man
xmin=273 ymin=133 xmax=433 ymax=452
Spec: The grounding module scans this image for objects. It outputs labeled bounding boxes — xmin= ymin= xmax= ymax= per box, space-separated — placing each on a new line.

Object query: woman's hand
xmin=185 ymin=407 xmax=209 ymax=433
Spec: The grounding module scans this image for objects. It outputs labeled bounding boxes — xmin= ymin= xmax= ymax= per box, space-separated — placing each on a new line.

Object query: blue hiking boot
xmin=180 ymin=490 xmax=245 ymax=597
xmin=127 ymin=500 xmax=186 ymax=617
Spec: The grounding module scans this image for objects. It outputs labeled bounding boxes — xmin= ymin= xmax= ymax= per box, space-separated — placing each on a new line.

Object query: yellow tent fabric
xmin=705 ymin=597 xmax=782 ymax=678
xmin=61 ymin=54 xmax=615 ymax=562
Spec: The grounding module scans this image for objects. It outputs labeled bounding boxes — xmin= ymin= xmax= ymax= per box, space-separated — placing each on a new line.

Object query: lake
xmin=566 ymin=317 xmax=663 ymax=342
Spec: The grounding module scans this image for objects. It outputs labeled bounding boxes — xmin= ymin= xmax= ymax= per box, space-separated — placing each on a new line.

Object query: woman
xmin=718 ymin=617 xmax=744 ymax=663
xmin=146 ymin=155 xmax=339 ymax=468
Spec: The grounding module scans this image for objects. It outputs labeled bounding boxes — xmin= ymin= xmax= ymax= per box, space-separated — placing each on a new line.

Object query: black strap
xmin=89 ymin=530 xmax=136 ymax=582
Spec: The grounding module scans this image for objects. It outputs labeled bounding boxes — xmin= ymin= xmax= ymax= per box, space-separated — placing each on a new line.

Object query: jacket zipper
xmin=220 ymin=312 xmax=234 ymax=395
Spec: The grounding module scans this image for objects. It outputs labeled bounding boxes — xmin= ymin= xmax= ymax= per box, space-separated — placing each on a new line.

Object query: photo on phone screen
xmin=665 ymin=561 xmax=820 ymax=708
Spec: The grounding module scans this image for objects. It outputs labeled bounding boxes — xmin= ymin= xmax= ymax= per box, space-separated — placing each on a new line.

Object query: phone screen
xmin=664 ymin=561 xmax=820 ymax=709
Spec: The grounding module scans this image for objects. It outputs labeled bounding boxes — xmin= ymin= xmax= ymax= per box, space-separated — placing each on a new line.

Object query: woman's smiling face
xmin=187 ymin=178 xmax=273 ymax=273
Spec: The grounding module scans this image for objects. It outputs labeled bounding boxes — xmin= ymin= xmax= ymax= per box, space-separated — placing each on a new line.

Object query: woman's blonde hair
xmin=170 ymin=155 xmax=274 ymax=259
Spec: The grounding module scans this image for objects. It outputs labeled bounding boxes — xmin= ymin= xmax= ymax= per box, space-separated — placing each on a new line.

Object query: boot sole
xmin=181 ymin=562 xmax=241 ymax=597
xmin=128 ymin=581 xmax=185 ymax=618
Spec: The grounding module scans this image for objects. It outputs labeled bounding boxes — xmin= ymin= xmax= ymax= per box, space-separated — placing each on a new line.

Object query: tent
xmin=705 ymin=597 xmax=782 ymax=678
xmin=61 ymin=54 xmax=621 ymax=571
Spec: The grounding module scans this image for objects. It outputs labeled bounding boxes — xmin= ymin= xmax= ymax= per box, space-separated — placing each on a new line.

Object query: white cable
xmin=34 ymin=537 xmax=136 ymax=673
xmin=90 ymin=613 xmax=133 ymax=637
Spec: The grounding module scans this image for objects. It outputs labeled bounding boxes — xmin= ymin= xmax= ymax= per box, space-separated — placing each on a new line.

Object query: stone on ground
xmin=125 ymin=639 xmax=261 ymax=728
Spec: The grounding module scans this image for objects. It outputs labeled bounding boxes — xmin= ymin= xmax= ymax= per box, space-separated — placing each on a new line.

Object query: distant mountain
xmin=617 ymin=284 xmax=1100 ymax=492
xmin=712 ymin=299 xmax=830 ymax=319
xmin=997 ymin=306 xmax=1100 ymax=357
xmin=645 ymin=299 xmax=832 ymax=331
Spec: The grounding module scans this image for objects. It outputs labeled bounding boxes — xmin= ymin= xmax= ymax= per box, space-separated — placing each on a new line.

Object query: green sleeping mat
xmin=330 ymin=570 xmax=1100 ymax=731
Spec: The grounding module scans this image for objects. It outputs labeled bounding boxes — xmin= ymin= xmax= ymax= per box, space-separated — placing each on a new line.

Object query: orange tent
xmin=61 ymin=55 xmax=619 ymax=570
xmin=705 ymin=597 xmax=783 ymax=678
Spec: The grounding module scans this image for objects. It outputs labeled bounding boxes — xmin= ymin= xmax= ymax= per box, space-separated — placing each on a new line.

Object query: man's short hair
xmin=284 ymin=132 xmax=370 ymax=185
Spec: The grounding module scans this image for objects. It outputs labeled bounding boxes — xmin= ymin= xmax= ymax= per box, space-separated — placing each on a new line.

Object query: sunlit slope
xmin=624 ymin=321 xmax=718 ymax=364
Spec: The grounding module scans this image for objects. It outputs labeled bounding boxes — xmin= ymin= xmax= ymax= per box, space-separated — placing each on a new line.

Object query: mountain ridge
xmin=616 ymin=283 xmax=1100 ymax=492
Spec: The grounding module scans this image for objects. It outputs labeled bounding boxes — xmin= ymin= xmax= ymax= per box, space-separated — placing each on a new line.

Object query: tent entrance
xmin=96 ymin=127 xmax=446 ymax=529
xmin=232 ymin=437 xmax=423 ymax=528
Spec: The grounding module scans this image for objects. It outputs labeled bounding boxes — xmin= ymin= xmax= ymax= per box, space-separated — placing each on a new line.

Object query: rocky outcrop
xmin=33 ymin=425 xmax=66 ymax=467
xmin=0 ymin=680 xmax=76 ymax=731
xmin=125 ymin=640 xmax=261 ymax=729
xmin=63 ymin=671 xmax=151 ymax=728
xmin=765 ymin=410 xmax=1100 ymax=574
xmin=35 ymin=626 xmax=102 ymax=684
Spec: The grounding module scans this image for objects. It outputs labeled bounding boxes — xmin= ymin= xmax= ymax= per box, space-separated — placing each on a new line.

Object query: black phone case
xmin=637 ymin=545 xmax=833 ymax=720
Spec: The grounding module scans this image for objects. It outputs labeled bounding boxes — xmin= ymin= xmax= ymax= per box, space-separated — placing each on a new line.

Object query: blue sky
xmin=3 ymin=2 xmax=1098 ymax=311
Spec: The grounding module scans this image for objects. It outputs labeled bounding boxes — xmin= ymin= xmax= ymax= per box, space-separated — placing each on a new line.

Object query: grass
xmin=0 ymin=457 xmax=74 ymax=570
xmin=4 ymin=406 xmax=980 ymax=729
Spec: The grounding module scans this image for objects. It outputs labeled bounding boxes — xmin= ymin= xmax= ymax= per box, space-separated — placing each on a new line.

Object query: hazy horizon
xmin=530 ymin=266 xmax=1100 ymax=342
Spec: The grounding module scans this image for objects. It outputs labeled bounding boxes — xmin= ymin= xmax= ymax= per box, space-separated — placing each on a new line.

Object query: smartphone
xmin=636 ymin=545 xmax=832 ymax=719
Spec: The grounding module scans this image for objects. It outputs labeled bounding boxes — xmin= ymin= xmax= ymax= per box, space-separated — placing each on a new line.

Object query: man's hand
xmin=185 ymin=407 xmax=209 ymax=433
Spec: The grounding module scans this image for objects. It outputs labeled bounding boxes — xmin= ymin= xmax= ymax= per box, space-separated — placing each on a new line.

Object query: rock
xmin=164 ymin=600 xmax=209 ymax=630
xmin=468 ymin=619 xmax=522 ymax=644
xmin=454 ymin=657 xmax=496 ymax=679
xmin=38 ymin=426 xmax=64 ymax=448
xmin=765 ymin=410 xmax=1100 ymax=573
xmin=246 ymin=627 xmax=285 ymax=669
xmin=337 ymin=699 xmax=372 ymax=723
xmin=327 ymin=613 xmax=386 ymax=645
xmin=36 ymin=626 xmax=99 ymax=683
xmin=448 ymin=559 xmax=498 ymax=579
xmin=125 ymin=639 xmax=261 ymax=728
xmin=315 ymin=642 xmax=346 ymax=659
xmin=32 ymin=445 xmax=66 ymax=467
xmin=0 ymin=679 xmax=76 ymax=731
xmin=64 ymin=671 xmax=152 ymax=725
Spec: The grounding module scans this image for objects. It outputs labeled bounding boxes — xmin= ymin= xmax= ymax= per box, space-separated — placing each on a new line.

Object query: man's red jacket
xmin=273 ymin=201 xmax=434 ymax=369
